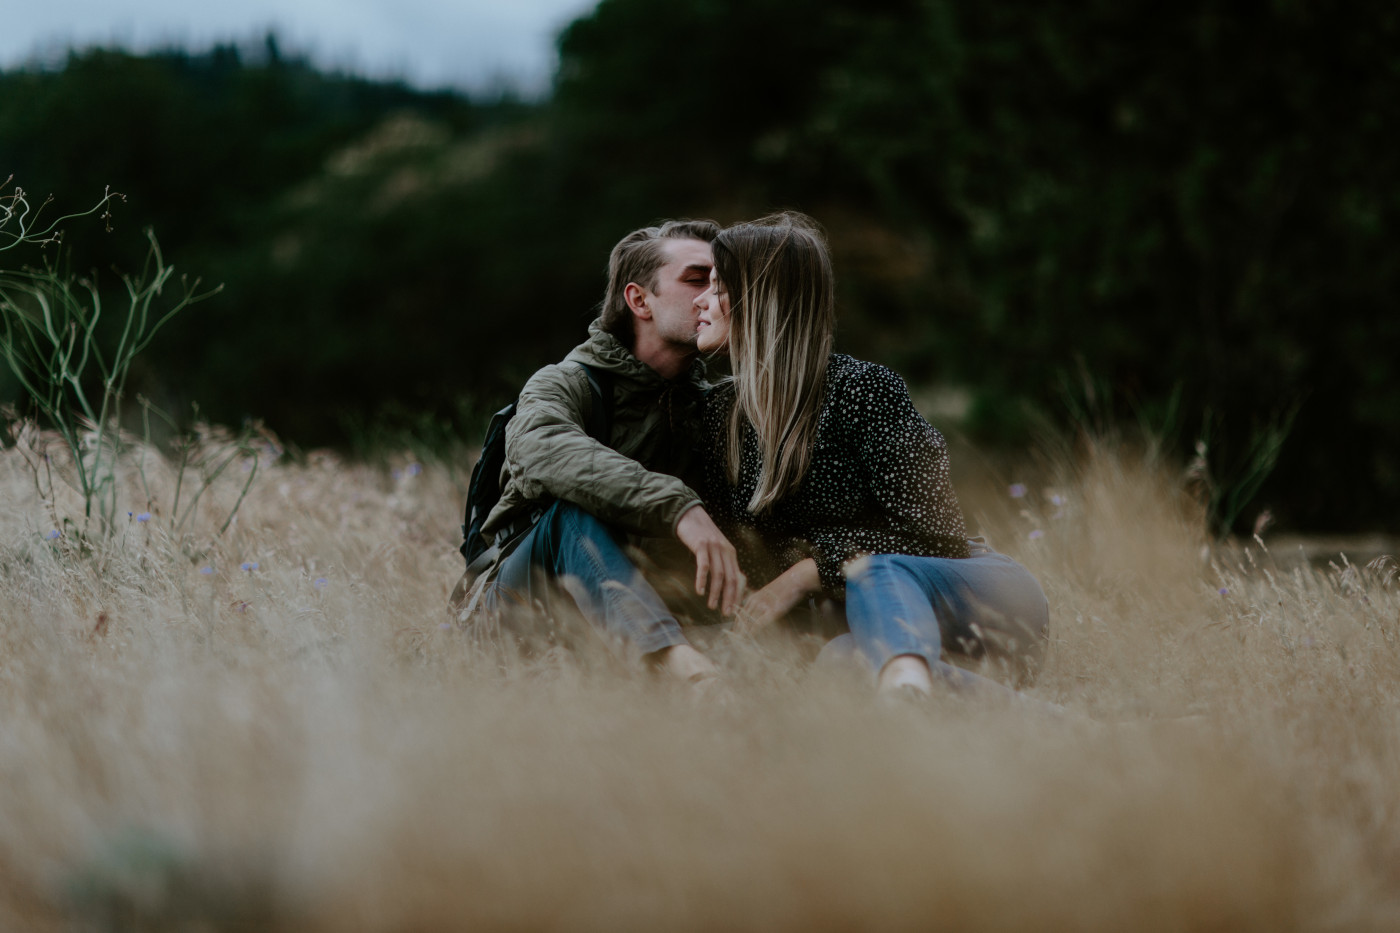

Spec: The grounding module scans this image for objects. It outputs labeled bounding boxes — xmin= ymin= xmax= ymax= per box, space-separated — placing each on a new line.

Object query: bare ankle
xmin=653 ymin=643 xmax=716 ymax=682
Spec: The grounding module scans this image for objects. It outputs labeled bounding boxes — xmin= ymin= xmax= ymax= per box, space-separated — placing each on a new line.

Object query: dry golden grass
xmin=1 ymin=429 xmax=1397 ymax=931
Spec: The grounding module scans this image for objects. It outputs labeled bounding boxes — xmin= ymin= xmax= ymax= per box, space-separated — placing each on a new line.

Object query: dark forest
xmin=2 ymin=0 xmax=1397 ymax=533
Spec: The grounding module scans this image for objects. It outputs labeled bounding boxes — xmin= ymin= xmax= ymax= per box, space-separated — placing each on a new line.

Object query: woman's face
xmin=694 ymin=268 xmax=732 ymax=353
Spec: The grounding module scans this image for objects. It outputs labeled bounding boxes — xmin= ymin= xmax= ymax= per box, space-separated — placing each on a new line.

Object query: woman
xmin=694 ymin=212 xmax=1049 ymax=699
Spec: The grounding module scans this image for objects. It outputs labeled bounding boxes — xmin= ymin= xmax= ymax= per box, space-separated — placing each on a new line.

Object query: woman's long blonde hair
xmin=712 ymin=212 xmax=835 ymax=514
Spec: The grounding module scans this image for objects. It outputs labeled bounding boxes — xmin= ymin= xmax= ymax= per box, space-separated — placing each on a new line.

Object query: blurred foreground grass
xmin=0 ymin=429 xmax=1397 ymax=931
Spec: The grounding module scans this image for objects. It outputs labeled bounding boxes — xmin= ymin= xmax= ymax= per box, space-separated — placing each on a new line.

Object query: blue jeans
xmin=480 ymin=501 xmax=689 ymax=658
xmin=819 ymin=542 xmax=1049 ymax=692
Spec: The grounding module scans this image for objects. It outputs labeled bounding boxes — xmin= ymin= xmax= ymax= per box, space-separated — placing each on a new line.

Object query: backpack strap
xmin=454 ymin=362 xmax=617 ymax=613
xmin=461 ymin=362 xmax=614 ymax=563
xmin=575 ymin=362 xmax=614 ymax=444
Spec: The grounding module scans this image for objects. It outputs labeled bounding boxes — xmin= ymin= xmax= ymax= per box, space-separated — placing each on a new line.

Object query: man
xmin=454 ymin=219 xmax=743 ymax=688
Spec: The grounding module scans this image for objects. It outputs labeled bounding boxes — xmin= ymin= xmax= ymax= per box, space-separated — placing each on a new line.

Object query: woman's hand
xmin=733 ymin=585 xmax=791 ymax=637
xmin=734 ymin=558 xmax=820 ymax=636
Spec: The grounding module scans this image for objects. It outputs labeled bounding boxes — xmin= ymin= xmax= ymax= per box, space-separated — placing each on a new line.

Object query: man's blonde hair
xmin=712 ymin=212 xmax=835 ymax=514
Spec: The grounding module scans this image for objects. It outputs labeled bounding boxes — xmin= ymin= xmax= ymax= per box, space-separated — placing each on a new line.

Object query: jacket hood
xmin=566 ymin=319 xmax=707 ymax=390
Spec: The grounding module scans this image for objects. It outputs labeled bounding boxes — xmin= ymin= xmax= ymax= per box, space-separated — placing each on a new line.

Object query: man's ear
xmin=624 ymin=282 xmax=652 ymax=320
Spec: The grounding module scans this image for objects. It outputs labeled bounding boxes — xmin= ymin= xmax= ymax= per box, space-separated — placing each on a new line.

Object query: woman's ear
xmin=624 ymin=282 xmax=652 ymax=320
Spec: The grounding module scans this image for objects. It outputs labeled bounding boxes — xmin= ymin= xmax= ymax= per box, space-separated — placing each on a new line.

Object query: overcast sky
xmin=1 ymin=0 xmax=600 ymax=95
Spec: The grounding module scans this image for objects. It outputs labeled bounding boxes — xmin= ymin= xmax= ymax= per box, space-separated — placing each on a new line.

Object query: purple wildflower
xmin=1028 ymin=529 xmax=1045 ymax=540
xmin=1218 ymin=587 xmax=1229 ymax=596
xmin=200 ymin=566 xmax=214 ymax=575
xmin=407 ymin=462 xmax=422 ymax=477
xmin=46 ymin=529 xmax=60 ymax=540
xmin=241 ymin=561 xmax=259 ymax=572
xmin=313 ymin=577 xmax=328 ymax=590
xmin=136 ymin=512 xmax=151 ymax=523
xmin=1009 ymin=483 xmax=1028 ymax=498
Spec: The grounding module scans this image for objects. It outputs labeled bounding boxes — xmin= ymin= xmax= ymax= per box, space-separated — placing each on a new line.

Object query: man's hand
xmin=675 ymin=505 xmax=745 ymax=616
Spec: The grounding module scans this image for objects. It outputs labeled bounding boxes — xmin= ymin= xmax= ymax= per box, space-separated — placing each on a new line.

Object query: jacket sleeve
xmin=850 ymin=365 xmax=969 ymax=546
xmin=504 ymin=363 xmax=702 ymax=538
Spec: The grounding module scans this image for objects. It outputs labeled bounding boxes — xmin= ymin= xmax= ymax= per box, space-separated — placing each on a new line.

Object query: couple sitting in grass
xmin=451 ymin=212 xmax=1049 ymax=703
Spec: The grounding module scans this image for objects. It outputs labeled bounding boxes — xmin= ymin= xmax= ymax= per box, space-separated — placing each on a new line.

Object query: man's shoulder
xmin=520 ymin=357 xmax=592 ymax=398
xmin=564 ymin=323 xmax=641 ymax=374
xmin=523 ymin=327 xmax=617 ymax=383
xmin=519 ymin=325 xmax=706 ymax=411
xmin=515 ymin=347 xmax=630 ymax=420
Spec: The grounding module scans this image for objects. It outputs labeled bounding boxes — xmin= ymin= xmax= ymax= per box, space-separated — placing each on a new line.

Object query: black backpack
xmin=459 ymin=362 xmax=614 ymax=568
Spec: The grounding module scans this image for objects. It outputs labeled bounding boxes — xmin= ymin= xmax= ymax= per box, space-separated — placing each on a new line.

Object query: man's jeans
xmin=480 ymin=501 xmax=689 ymax=657
xmin=819 ymin=541 xmax=1049 ymax=692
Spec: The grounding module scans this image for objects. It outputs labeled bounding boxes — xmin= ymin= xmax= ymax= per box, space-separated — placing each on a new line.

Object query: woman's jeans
xmin=480 ymin=501 xmax=689 ymax=658
xmin=820 ymin=541 xmax=1049 ymax=691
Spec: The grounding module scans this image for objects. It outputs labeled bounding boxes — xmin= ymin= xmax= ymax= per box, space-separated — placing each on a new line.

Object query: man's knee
xmin=534 ymin=499 xmax=610 ymax=541
xmin=526 ymin=500 xmax=644 ymax=590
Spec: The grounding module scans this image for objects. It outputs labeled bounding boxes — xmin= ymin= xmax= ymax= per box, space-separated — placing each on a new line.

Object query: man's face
xmin=640 ymin=238 xmax=714 ymax=350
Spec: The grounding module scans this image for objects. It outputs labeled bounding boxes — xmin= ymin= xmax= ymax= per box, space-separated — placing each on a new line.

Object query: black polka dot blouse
xmin=700 ymin=353 xmax=971 ymax=601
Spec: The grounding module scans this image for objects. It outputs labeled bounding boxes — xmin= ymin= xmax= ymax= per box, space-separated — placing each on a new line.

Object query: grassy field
xmin=1 ymin=427 xmax=1397 ymax=931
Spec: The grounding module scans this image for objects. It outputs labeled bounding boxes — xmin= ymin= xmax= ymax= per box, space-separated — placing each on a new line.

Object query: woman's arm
xmin=851 ymin=365 xmax=969 ymax=545
xmin=801 ymin=363 xmax=971 ymax=598
xmin=734 ymin=557 xmax=820 ymax=636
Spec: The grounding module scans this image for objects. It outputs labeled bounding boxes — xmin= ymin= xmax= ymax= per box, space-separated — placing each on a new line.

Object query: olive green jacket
xmin=482 ymin=320 xmax=708 ymax=542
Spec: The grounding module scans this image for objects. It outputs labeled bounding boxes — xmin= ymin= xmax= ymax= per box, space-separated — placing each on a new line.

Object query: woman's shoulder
xmin=703 ymin=378 xmax=736 ymax=411
xmin=700 ymin=378 xmax=736 ymax=434
xmin=824 ymin=354 xmax=910 ymax=402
